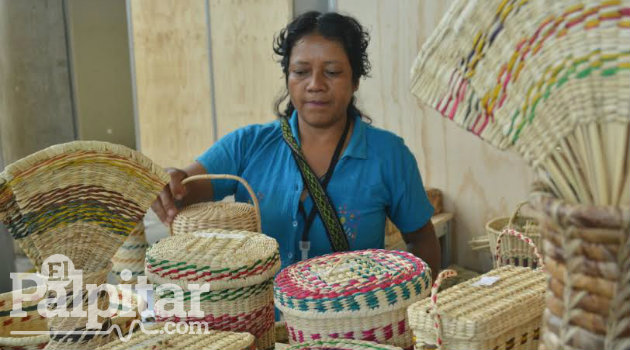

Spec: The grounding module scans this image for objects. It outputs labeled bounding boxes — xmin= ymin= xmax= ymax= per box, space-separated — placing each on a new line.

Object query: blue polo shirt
xmin=196 ymin=111 xmax=434 ymax=270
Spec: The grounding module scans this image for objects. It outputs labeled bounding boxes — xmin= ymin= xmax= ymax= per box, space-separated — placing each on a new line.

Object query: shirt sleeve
xmin=387 ymin=140 xmax=434 ymax=233
xmin=195 ymin=128 xmax=247 ymax=201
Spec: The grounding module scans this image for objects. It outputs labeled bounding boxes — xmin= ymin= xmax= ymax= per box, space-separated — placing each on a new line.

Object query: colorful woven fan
xmin=0 ymin=141 xmax=169 ymax=272
xmin=411 ymin=0 xmax=630 ymax=206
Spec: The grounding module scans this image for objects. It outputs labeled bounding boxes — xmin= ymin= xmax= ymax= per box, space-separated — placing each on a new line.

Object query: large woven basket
xmin=486 ymin=202 xmax=542 ymax=268
xmin=111 ymin=222 xmax=148 ymax=284
xmin=409 ymin=230 xmax=545 ymax=350
xmin=171 ymin=174 xmax=262 ymax=235
xmin=145 ymin=229 xmax=280 ymax=350
xmin=93 ymin=322 xmax=256 ymax=350
xmin=284 ymin=339 xmax=404 ymax=350
xmin=274 ymin=249 xmax=432 ymax=349
xmin=531 ymin=188 xmax=630 ymax=350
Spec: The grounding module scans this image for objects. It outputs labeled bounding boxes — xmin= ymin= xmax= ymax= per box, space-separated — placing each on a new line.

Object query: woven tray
xmin=531 ymin=189 xmax=630 ymax=350
xmin=275 ymin=249 xmax=431 ymax=349
xmin=284 ymin=339 xmax=404 ymax=350
xmin=145 ymin=229 xmax=280 ymax=349
xmin=93 ymin=323 xmax=255 ymax=350
xmin=171 ymin=174 xmax=262 ymax=235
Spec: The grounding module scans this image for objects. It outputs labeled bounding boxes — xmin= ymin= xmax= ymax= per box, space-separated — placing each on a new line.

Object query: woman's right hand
xmin=152 ymin=167 xmax=189 ymax=226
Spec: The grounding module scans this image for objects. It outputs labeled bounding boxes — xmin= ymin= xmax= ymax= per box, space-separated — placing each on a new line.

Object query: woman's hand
xmin=152 ymin=168 xmax=188 ymax=226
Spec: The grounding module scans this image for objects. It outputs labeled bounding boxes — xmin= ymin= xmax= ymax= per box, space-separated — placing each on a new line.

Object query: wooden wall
xmin=336 ymin=0 xmax=535 ymax=271
xmin=129 ymin=0 xmax=292 ymax=168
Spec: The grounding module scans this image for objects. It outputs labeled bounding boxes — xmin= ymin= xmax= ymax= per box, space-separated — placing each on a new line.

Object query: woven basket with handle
xmin=171 ymin=174 xmax=262 ymax=235
xmin=409 ymin=230 xmax=545 ymax=350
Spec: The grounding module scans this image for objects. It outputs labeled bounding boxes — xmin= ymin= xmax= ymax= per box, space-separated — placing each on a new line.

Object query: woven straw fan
xmin=0 ymin=141 xmax=169 ymax=273
xmin=411 ymin=0 xmax=630 ymax=206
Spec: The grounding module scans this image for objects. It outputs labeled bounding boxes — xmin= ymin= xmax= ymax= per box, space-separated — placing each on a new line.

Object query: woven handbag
xmin=93 ymin=323 xmax=256 ymax=350
xmin=274 ymin=249 xmax=432 ymax=349
xmin=284 ymin=339 xmax=404 ymax=350
xmin=171 ymin=174 xmax=261 ymax=235
xmin=486 ymin=202 xmax=542 ymax=268
xmin=145 ymin=229 xmax=280 ymax=350
xmin=531 ymin=187 xmax=630 ymax=350
xmin=408 ymin=230 xmax=545 ymax=350
xmin=111 ymin=222 xmax=148 ymax=284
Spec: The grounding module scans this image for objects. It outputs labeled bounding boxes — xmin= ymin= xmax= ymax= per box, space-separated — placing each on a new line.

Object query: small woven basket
xmin=145 ymin=229 xmax=280 ymax=350
xmin=284 ymin=339 xmax=404 ymax=350
xmin=171 ymin=174 xmax=261 ymax=235
xmin=486 ymin=202 xmax=542 ymax=268
xmin=408 ymin=230 xmax=545 ymax=350
xmin=111 ymin=222 xmax=148 ymax=283
xmin=93 ymin=322 xmax=256 ymax=350
xmin=274 ymin=249 xmax=432 ymax=349
xmin=531 ymin=189 xmax=630 ymax=350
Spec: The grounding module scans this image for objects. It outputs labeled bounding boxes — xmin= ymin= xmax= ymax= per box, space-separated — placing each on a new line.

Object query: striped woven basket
xmin=93 ymin=322 xmax=256 ymax=350
xmin=284 ymin=339 xmax=404 ymax=350
xmin=111 ymin=222 xmax=149 ymax=284
xmin=0 ymin=141 xmax=168 ymax=273
xmin=274 ymin=249 xmax=432 ymax=349
xmin=408 ymin=231 xmax=545 ymax=350
xmin=145 ymin=229 xmax=280 ymax=350
xmin=171 ymin=174 xmax=262 ymax=235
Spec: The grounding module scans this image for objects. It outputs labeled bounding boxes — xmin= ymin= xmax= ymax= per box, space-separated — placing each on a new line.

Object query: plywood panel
xmin=129 ymin=0 xmax=214 ymax=168
xmin=337 ymin=0 xmax=534 ymax=271
xmin=0 ymin=0 xmax=75 ymax=165
xmin=209 ymin=0 xmax=292 ymax=138
xmin=66 ymin=0 xmax=136 ymax=149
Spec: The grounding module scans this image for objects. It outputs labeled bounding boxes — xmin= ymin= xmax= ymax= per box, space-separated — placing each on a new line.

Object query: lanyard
xmin=297 ymin=115 xmax=351 ymax=260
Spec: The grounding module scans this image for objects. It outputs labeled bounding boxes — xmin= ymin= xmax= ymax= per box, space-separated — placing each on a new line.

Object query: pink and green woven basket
xmin=274 ymin=249 xmax=431 ymax=349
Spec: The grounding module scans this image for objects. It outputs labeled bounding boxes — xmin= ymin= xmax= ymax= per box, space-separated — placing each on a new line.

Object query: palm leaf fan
xmin=411 ymin=0 xmax=630 ymax=206
xmin=0 ymin=141 xmax=169 ymax=273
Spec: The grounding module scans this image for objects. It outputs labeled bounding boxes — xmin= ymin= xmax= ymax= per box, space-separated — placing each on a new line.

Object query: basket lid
xmin=284 ymin=339 xmax=403 ymax=350
xmin=145 ymin=229 xmax=280 ymax=290
xmin=274 ymin=249 xmax=431 ymax=318
xmin=408 ymin=266 xmax=545 ymax=340
xmin=171 ymin=202 xmax=259 ymax=234
xmin=94 ymin=323 xmax=255 ymax=350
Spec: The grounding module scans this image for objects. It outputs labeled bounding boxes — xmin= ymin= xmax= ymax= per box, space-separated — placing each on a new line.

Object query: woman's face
xmin=288 ymin=34 xmax=357 ymax=129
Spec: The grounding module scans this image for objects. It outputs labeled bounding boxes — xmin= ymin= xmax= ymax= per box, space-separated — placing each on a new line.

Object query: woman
xmin=152 ymin=11 xmax=440 ymax=277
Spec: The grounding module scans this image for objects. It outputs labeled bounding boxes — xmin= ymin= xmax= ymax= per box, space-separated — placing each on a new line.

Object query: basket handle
xmin=180 ymin=174 xmax=262 ymax=233
xmin=430 ymin=269 xmax=458 ymax=350
xmin=495 ymin=228 xmax=544 ymax=269
xmin=507 ymin=201 xmax=529 ymax=228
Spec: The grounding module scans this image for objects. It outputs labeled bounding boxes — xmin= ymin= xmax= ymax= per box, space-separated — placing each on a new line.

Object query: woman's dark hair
xmin=273 ymin=11 xmax=371 ymax=121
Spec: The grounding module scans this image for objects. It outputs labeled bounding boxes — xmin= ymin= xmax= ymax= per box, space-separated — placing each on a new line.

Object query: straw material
xmin=408 ymin=266 xmax=545 ymax=350
xmin=275 ymin=249 xmax=431 ymax=349
xmin=531 ymin=187 xmax=630 ymax=350
xmin=284 ymin=339 xmax=403 ymax=350
xmin=0 ymin=141 xmax=169 ymax=273
xmin=145 ymin=230 xmax=280 ymax=350
xmin=410 ymin=0 xmax=630 ymax=206
xmin=171 ymin=174 xmax=262 ymax=235
xmin=93 ymin=323 xmax=256 ymax=350
xmin=0 ymin=287 xmax=49 ymax=350
xmin=486 ymin=202 xmax=542 ymax=268
xmin=111 ymin=222 xmax=148 ymax=284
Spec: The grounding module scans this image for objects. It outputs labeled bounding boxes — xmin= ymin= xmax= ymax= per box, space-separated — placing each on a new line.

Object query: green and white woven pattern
xmin=284 ymin=339 xmax=403 ymax=350
xmin=111 ymin=222 xmax=149 ymax=283
xmin=275 ymin=249 xmax=431 ymax=349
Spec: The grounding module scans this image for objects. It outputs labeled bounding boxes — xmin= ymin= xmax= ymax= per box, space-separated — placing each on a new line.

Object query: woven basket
xmin=145 ymin=229 xmax=280 ymax=350
xmin=111 ymin=222 xmax=148 ymax=284
xmin=409 ymin=230 xmax=545 ymax=350
xmin=93 ymin=322 xmax=256 ymax=350
xmin=531 ymin=189 xmax=630 ymax=350
xmin=275 ymin=249 xmax=431 ymax=349
xmin=284 ymin=339 xmax=404 ymax=350
xmin=171 ymin=174 xmax=261 ymax=235
xmin=486 ymin=202 xmax=542 ymax=268
xmin=0 ymin=141 xmax=168 ymax=273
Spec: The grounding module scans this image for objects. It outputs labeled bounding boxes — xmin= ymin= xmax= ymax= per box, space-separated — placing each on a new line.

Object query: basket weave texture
xmin=111 ymin=222 xmax=148 ymax=283
xmin=275 ymin=249 xmax=431 ymax=349
xmin=284 ymin=339 xmax=403 ymax=350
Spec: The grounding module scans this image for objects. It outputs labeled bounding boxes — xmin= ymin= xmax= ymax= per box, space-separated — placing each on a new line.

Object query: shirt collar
xmin=288 ymin=110 xmax=368 ymax=160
